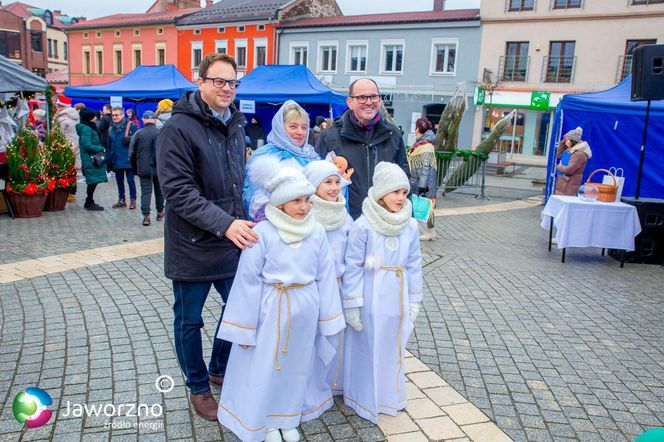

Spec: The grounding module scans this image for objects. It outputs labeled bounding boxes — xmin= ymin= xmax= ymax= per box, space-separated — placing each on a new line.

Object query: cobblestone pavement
xmin=411 ymin=204 xmax=664 ymax=442
xmin=1 ymin=183 xmax=663 ymax=441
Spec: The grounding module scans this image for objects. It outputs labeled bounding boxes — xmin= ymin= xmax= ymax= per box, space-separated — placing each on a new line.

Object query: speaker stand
xmin=635 ymin=99 xmax=651 ymax=200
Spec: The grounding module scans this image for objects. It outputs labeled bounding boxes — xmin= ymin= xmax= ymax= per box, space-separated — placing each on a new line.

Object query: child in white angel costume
xmin=342 ymin=161 xmax=424 ymax=424
xmin=301 ymin=160 xmax=353 ymax=420
xmin=216 ymin=166 xmax=345 ymax=442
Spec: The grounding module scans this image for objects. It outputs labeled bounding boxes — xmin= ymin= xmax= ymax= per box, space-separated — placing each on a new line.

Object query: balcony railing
xmin=542 ymin=55 xmax=576 ymax=83
xmin=499 ymin=55 xmax=530 ymax=82
xmin=616 ymin=54 xmax=632 ymax=83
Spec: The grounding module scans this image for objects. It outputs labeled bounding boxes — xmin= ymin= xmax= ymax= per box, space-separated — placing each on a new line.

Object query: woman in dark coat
xmin=76 ymin=108 xmax=108 ymax=211
xmin=245 ymin=116 xmax=265 ymax=150
xmin=555 ymin=126 xmax=592 ymax=196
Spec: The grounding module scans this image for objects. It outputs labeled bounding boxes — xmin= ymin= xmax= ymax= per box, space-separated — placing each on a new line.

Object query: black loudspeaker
xmin=631 ymin=44 xmax=664 ymax=101
xmin=610 ymin=197 xmax=664 ymax=265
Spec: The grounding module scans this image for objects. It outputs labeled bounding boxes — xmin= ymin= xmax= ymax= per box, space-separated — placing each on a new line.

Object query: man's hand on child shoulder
xmin=225 ymin=219 xmax=258 ymax=249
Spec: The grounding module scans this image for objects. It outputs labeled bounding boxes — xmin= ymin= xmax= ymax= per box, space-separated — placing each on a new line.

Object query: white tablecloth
xmin=540 ymin=195 xmax=641 ymax=251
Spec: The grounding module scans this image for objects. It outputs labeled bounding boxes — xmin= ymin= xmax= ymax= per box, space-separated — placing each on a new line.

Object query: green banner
xmin=530 ymin=91 xmax=551 ymax=110
xmin=475 ymin=86 xmax=486 ymax=105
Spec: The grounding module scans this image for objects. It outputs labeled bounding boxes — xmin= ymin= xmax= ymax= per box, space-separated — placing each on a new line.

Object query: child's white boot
xmin=281 ymin=427 xmax=301 ymax=442
xmin=265 ymin=428 xmax=283 ymax=442
xmin=419 ymin=227 xmax=436 ymax=241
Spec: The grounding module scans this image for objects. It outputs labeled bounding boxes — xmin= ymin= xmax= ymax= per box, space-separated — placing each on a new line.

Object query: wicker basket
xmin=585 ymin=169 xmax=618 ymax=202
xmin=44 ymin=188 xmax=70 ymax=212
xmin=7 ymin=192 xmax=47 ymax=218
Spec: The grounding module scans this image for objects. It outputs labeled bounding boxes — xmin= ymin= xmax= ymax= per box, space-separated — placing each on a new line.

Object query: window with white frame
xmin=346 ymin=41 xmax=368 ymax=73
xmin=155 ymin=42 xmax=166 ymax=65
xmin=235 ymin=39 xmax=247 ymax=69
xmin=193 ymin=29 xmax=201 ymax=35
xmin=215 ymin=39 xmax=228 ymax=54
xmin=113 ymin=45 xmax=122 ymax=74
xmin=318 ymin=42 xmax=337 ymax=73
xmin=290 ymin=43 xmax=308 ymax=66
xmin=257 ymin=24 xmax=265 ymax=31
xmin=132 ymin=44 xmax=142 ymax=68
xmin=82 ymin=48 xmax=91 ymax=74
xmin=430 ymin=38 xmax=458 ymax=75
xmin=381 ymin=41 xmax=404 ymax=74
xmin=237 ymin=25 xmax=245 ymax=32
xmin=191 ymin=41 xmax=203 ymax=74
xmin=254 ymin=38 xmax=267 ymax=66
xmin=95 ymin=46 xmax=103 ymax=74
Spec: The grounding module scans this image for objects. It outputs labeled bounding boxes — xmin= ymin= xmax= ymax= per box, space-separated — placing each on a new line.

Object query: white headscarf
xmin=266 ymin=100 xmax=319 ymax=160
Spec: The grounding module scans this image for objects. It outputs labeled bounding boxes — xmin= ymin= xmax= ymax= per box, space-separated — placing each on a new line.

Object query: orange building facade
xmin=68 ymin=24 xmax=183 ymax=86
xmin=176 ymin=22 xmax=275 ymax=80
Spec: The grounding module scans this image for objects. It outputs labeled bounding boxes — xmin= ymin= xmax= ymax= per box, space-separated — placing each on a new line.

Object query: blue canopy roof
xmin=236 ymin=65 xmax=347 ymax=109
xmin=545 ymin=76 xmax=664 ymax=200
xmin=559 ymin=75 xmax=664 ymax=117
xmin=64 ymin=65 xmax=196 ymax=100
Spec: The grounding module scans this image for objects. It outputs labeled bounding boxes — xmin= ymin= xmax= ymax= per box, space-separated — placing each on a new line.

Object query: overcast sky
xmin=17 ymin=0 xmax=479 ymax=20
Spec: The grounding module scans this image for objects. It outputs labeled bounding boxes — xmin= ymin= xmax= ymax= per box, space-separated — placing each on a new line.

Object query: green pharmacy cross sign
xmin=530 ymin=91 xmax=551 ymax=110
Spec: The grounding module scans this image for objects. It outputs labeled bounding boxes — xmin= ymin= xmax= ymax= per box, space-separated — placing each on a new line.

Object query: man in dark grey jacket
xmin=156 ymin=53 xmax=257 ymax=421
xmin=129 ymin=111 xmax=162 ymax=226
xmin=316 ymin=78 xmax=410 ymax=219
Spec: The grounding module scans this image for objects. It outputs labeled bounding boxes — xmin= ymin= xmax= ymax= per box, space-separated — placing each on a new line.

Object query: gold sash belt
xmin=271 ymin=282 xmax=308 ymax=371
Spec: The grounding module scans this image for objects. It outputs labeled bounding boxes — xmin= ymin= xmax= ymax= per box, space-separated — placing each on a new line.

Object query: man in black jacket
xmin=128 ymin=111 xmax=162 ymax=226
xmin=316 ymin=78 xmax=410 ymax=219
xmin=156 ymin=53 xmax=257 ymax=421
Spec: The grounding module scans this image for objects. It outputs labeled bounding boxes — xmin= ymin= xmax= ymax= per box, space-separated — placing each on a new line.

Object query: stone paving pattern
xmin=1 ymin=183 xmax=664 ymax=441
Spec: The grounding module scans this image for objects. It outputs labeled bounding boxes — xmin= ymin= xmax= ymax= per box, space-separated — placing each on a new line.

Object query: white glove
xmin=344 ymin=308 xmax=363 ymax=332
xmin=409 ymin=302 xmax=421 ymax=323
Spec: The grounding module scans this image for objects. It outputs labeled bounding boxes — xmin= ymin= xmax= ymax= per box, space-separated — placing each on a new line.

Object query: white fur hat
xmin=303 ymin=160 xmax=342 ymax=189
xmin=371 ymin=161 xmax=410 ymax=199
xmin=265 ymin=167 xmax=315 ymax=206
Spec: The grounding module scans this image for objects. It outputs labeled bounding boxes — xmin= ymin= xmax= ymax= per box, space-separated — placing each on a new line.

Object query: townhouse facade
xmin=66 ymin=0 xmax=200 ymax=86
xmin=474 ymin=0 xmax=664 ymax=158
xmin=0 ymin=2 xmax=77 ymax=77
xmin=175 ymin=0 xmax=341 ymax=81
xmin=277 ymin=7 xmax=482 ymax=147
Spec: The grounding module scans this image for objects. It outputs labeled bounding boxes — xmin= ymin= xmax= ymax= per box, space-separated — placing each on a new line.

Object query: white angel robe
xmin=342 ymin=217 xmax=423 ymax=424
xmin=302 ymin=214 xmax=353 ymax=421
xmin=217 ymin=221 xmax=345 ymax=442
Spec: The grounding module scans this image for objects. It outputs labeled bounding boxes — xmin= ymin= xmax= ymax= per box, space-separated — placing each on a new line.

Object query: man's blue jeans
xmin=173 ymin=278 xmax=233 ymax=394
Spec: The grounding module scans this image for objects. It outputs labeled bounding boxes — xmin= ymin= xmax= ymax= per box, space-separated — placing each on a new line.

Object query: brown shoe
xmin=129 ymin=198 xmax=137 ymax=210
xmin=156 ymin=211 xmax=165 ymax=221
xmin=112 ymin=199 xmax=126 ymax=208
xmin=142 ymin=214 xmax=151 ymax=226
xmin=208 ymin=374 xmax=224 ymax=388
xmin=190 ymin=391 xmax=217 ymax=421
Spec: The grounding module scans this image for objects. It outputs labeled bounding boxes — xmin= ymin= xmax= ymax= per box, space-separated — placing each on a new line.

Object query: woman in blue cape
xmin=244 ymin=100 xmax=320 ymax=220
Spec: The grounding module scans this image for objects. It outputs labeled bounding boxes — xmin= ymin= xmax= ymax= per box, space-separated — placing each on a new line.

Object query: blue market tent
xmin=235 ymin=65 xmax=348 ymax=134
xmin=64 ymin=65 xmax=197 ymax=117
xmin=546 ymin=76 xmax=664 ymax=200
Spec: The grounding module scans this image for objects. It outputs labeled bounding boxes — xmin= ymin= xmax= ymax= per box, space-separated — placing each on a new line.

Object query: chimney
xmin=433 ymin=0 xmax=445 ymax=10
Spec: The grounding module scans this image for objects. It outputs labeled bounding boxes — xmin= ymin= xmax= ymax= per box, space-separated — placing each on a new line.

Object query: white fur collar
xmin=311 ymin=194 xmax=347 ymax=231
xmin=264 ymin=204 xmax=316 ymax=244
xmin=361 ymin=188 xmax=412 ymax=236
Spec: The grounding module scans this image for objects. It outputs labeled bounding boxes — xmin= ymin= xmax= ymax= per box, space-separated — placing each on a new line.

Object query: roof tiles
xmin=278 ymin=8 xmax=479 ymax=28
